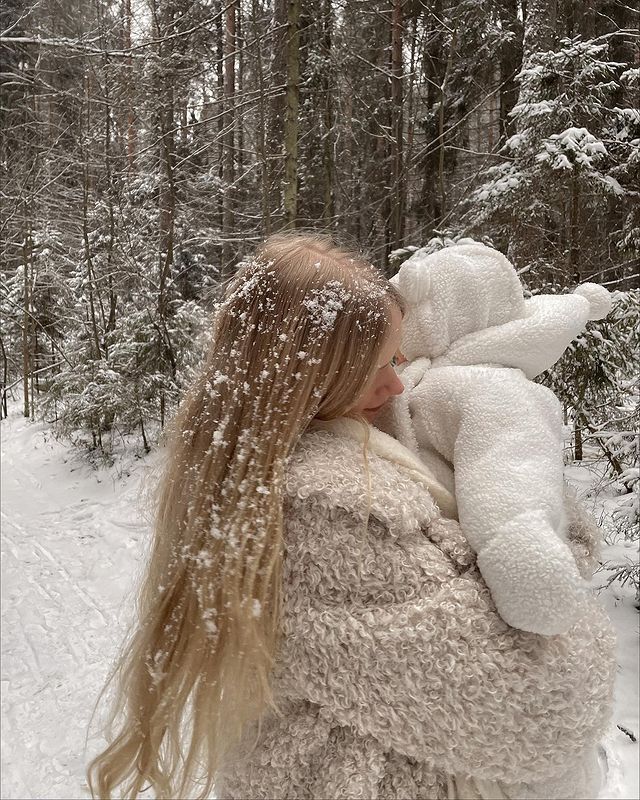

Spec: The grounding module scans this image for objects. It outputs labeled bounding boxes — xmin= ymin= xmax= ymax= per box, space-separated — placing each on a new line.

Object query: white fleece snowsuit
xmin=382 ymin=242 xmax=612 ymax=635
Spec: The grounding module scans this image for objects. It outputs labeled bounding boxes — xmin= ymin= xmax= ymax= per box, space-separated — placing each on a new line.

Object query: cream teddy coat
xmin=217 ymin=418 xmax=616 ymax=800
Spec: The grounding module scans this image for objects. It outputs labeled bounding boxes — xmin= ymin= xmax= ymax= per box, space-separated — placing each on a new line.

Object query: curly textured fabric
xmin=216 ymin=423 xmax=615 ymax=800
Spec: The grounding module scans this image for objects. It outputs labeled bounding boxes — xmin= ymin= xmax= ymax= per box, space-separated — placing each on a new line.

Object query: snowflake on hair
xmin=302 ymin=280 xmax=352 ymax=331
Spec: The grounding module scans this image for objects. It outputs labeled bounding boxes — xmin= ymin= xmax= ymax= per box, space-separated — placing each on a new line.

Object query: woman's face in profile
xmin=349 ymin=304 xmax=405 ymax=423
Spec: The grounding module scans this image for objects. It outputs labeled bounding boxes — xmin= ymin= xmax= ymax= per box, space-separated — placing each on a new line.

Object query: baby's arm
xmin=408 ymin=365 xmax=589 ymax=634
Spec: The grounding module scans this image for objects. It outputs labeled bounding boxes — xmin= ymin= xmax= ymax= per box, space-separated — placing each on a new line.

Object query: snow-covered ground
xmin=1 ymin=407 xmax=638 ymax=799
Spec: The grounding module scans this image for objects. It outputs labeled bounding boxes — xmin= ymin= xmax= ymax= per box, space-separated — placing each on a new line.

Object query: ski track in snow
xmin=1 ymin=409 xmax=638 ymax=799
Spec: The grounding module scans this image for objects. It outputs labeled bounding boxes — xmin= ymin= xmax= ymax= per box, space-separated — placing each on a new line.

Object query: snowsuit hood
xmin=390 ymin=242 xmax=611 ymax=377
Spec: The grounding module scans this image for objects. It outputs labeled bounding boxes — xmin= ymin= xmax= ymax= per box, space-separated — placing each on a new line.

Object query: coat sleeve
xmin=274 ymin=498 xmax=616 ymax=785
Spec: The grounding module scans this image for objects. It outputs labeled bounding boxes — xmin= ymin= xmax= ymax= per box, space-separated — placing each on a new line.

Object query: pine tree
xmin=465 ymin=35 xmax=637 ymax=288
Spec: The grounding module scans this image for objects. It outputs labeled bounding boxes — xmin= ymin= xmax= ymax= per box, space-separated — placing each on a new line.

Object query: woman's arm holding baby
xmin=275 ymin=498 xmax=615 ymax=788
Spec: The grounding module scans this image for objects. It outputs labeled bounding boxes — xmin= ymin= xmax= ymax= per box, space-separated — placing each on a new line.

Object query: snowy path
xmin=1 ymin=408 xmax=638 ymax=799
xmin=1 ymin=411 xmax=153 ymax=799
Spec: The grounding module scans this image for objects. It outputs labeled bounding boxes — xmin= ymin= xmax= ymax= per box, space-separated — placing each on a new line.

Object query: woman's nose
xmin=387 ymin=369 xmax=404 ymax=396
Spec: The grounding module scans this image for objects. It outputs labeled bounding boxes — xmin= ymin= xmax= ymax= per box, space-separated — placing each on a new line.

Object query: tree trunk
xmin=499 ymin=0 xmax=522 ymax=140
xmin=82 ymin=169 xmax=103 ymax=361
xmin=509 ymin=0 xmax=557 ymax=267
xmin=567 ymin=173 xmax=581 ymax=282
xmin=123 ymin=0 xmax=136 ymax=173
xmin=405 ymin=13 xmax=418 ymax=240
xmin=268 ymin=0 xmax=288 ymax=225
xmin=237 ymin=6 xmax=245 ymax=176
xmin=222 ymin=0 xmax=236 ymax=273
xmin=574 ymin=420 xmax=583 ymax=461
xmin=390 ymin=0 xmax=404 ymax=251
xmin=153 ymin=0 xmax=177 ymax=390
xmin=522 ymin=0 xmax=556 ymax=70
xmin=0 ymin=335 xmax=8 ymax=419
xmin=438 ymin=30 xmax=456 ymax=226
xmin=22 ymin=209 xmax=32 ymax=419
xmin=283 ymin=0 xmax=300 ymax=229
xmin=157 ymin=84 xmax=176 ymax=313
xmin=321 ymin=0 xmax=334 ymax=224
xmin=216 ymin=0 xmax=225 ymax=227
xmin=103 ymin=45 xmax=116 ymax=345
xmin=420 ymin=1 xmax=446 ymax=232
xmin=82 ymin=71 xmax=103 ymax=363
xmin=252 ymin=0 xmax=271 ymax=234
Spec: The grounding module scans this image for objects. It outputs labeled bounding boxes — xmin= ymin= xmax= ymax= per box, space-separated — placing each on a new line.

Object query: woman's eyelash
xmin=378 ymin=356 xmax=399 ymax=369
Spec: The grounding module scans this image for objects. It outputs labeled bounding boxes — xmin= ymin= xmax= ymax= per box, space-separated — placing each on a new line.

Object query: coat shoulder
xmin=285 ymin=427 xmax=440 ymax=537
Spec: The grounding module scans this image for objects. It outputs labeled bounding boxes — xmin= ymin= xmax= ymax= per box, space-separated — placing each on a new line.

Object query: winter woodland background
xmin=2 ymin=0 xmax=638 ymax=599
xmin=1 ymin=0 xmax=639 ymax=797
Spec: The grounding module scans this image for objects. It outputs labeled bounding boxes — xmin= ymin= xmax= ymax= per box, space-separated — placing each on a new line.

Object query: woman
xmin=88 ymin=234 xmax=615 ymax=800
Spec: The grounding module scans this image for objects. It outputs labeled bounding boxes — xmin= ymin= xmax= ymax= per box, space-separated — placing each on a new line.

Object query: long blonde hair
xmin=87 ymin=233 xmax=406 ymax=799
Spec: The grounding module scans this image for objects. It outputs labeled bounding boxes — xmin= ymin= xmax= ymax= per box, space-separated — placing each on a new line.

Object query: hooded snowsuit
xmin=379 ymin=242 xmax=612 ymax=635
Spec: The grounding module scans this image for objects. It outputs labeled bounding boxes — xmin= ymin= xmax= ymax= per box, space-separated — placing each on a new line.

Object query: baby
xmin=379 ymin=242 xmax=611 ymax=635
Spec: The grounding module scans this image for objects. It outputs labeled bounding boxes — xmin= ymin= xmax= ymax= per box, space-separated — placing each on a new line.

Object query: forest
xmin=1 ymin=0 xmax=638 ymax=460
xmin=1 ymin=5 xmax=639 ymax=793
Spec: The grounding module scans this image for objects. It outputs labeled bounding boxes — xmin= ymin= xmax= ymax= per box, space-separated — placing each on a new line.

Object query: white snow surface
xmin=1 ymin=410 xmax=155 ymax=799
xmin=1 ymin=406 xmax=638 ymax=799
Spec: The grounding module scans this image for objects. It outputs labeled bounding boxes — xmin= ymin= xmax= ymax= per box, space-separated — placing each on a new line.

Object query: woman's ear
xmin=394 ymin=260 xmax=431 ymax=303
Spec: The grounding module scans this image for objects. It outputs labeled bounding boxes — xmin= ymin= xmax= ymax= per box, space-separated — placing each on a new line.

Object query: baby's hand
xmin=476 ymin=511 xmax=589 ymax=635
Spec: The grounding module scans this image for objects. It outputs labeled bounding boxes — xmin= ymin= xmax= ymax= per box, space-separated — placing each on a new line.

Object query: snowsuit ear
xmin=394 ymin=260 xmax=432 ymax=304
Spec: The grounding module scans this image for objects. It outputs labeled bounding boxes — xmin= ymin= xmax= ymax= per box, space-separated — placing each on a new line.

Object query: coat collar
xmin=284 ymin=417 xmax=457 ymax=538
